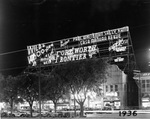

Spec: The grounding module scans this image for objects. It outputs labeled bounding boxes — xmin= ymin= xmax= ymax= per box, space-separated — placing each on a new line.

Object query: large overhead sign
xmin=27 ymin=26 xmax=129 ymax=66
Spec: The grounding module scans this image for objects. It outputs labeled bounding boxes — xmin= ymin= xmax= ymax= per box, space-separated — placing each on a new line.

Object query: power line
xmin=0 ymin=23 xmax=149 ymax=73
xmin=0 ymin=49 xmax=27 ymax=56
xmin=0 ymin=66 xmax=27 ymax=72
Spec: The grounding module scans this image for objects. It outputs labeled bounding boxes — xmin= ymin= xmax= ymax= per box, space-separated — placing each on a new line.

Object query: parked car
xmin=40 ymin=112 xmax=53 ymax=117
xmin=20 ymin=110 xmax=30 ymax=117
xmin=62 ymin=112 xmax=71 ymax=117
xmin=8 ymin=111 xmax=27 ymax=117
xmin=1 ymin=112 xmax=8 ymax=117
xmin=19 ymin=111 xmax=29 ymax=117
xmin=39 ymin=110 xmax=52 ymax=117
xmin=32 ymin=111 xmax=40 ymax=117
xmin=51 ymin=112 xmax=59 ymax=117
xmin=102 ymin=103 xmax=113 ymax=110
xmin=102 ymin=106 xmax=112 ymax=110
xmin=8 ymin=113 xmax=15 ymax=117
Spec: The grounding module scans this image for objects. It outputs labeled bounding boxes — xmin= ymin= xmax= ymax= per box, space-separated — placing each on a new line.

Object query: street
xmin=1 ymin=113 xmax=150 ymax=119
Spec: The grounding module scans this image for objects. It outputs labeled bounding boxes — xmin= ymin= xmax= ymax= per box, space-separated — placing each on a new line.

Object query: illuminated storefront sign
xmin=133 ymin=72 xmax=150 ymax=80
xmin=27 ymin=26 xmax=129 ymax=66
xmin=105 ymin=92 xmax=118 ymax=97
xmin=114 ymin=101 xmax=121 ymax=109
xmin=142 ymin=73 xmax=150 ymax=76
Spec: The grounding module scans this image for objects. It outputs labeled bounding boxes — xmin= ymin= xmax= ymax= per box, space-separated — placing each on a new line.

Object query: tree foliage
xmin=17 ymin=73 xmax=39 ymax=117
xmin=0 ymin=75 xmax=21 ymax=114
xmin=0 ymin=73 xmax=4 ymax=101
xmin=0 ymin=58 xmax=108 ymax=117
xmin=52 ymin=58 xmax=108 ymax=116
xmin=43 ymin=71 xmax=68 ymax=112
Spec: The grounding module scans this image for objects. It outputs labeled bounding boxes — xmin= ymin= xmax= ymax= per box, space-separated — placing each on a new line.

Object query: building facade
xmin=70 ymin=64 xmax=127 ymax=110
xmin=100 ymin=65 xmax=127 ymax=109
xmin=134 ymin=72 xmax=150 ymax=109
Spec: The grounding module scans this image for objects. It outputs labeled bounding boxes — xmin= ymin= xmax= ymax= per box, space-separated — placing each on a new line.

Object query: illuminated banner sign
xmin=114 ymin=57 xmax=124 ymax=62
xmin=27 ymin=26 xmax=129 ymax=66
xmin=27 ymin=44 xmax=99 ymax=66
xmin=40 ymin=45 xmax=99 ymax=65
xmin=109 ymin=39 xmax=128 ymax=52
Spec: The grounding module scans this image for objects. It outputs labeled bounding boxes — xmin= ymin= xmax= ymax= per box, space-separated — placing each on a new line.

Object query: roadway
xmin=1 ymin=114 xmax=150 ymax=119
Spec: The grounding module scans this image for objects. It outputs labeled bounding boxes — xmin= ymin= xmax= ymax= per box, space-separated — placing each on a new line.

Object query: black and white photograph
xmin=0 ymin=0 xmax=150 ymax=119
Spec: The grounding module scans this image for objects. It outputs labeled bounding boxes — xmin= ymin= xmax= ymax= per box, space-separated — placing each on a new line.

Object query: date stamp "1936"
xmin=119 ymin=110 xmax=137 ymax=116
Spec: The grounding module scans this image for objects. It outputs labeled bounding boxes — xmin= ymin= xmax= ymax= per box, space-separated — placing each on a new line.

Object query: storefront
xmin=104 ymin=92 xmax=121 ymax=109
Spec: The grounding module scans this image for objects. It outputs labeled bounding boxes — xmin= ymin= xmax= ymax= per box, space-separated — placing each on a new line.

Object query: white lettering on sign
xmin=107 ymin=34 xmax=121 ymax=40
xmin=27 ymin=44 xmax=45 ymax=55
xmin=27 ymin=26 xmax=129 ymax=66
xmin=60 ymin=39 xmax=70 ymax=47
xmin=33 ymin=45 xmax=99 ymax=66
xmin=80 ymin=39 xmax=91 ymax=45
xmin=27 ymin=53 xmax=37 ymax=66
xmin=59 ymin=54 xmax=87 ymax=63
xmin=115 ymin=47 xmax=126 ymax=52
xmin=108 ymin=39 xmax=128 ymax=52
xmin=27 ymin=43 xmax=53 ymax=57
xmin=72 ymin=26 xmax=129 ymax=45
xmin=105 ymin=92 xmax=118 ymax=96
xmin=142 ymin=73 xmax=150 ymax=76
xmin=114 ymin=57 xmax=124 ymax=62
xmin=79 ymin=34 xmax=121 ymax=45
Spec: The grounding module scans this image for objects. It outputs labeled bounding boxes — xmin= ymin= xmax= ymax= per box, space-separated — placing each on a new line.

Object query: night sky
xmin=0 ymin=0 xmax=150 ymax=76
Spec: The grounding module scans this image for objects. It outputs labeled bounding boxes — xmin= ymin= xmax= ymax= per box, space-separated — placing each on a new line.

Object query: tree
xmin=54 ymin=58 xmax=108 ymax=117
xmin=43 ymin=71 xmax=67 ymax=113
xmin=17 ymin=73 xmax=39 ymax=117
xmin=0 ymin=75 xmax=20 ymax=114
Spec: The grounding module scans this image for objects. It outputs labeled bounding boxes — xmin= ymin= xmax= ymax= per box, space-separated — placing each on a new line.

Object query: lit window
xmin=106 ymin=85 xmax=108 ymax=92
xmin=115 ymin=85 xmax=118 ymax=91
xmin=110 ymin=85 xmax=113 ymax=92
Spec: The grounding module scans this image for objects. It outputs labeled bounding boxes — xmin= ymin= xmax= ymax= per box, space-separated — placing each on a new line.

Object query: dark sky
xmin=0 ymin=0 xmax=150 ymax=76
